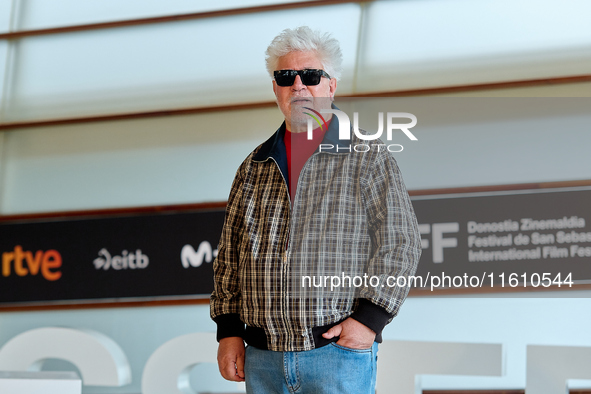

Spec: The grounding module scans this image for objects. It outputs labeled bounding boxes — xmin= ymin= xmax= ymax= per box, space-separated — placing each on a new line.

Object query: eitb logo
xmin=304 ymin=107 xmax=418 ymax=152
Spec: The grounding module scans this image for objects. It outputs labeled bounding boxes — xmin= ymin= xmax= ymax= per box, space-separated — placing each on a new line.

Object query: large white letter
xmin=142 ymin=332 xmax=243 ymax=394
xmin=418 ymin=223 xmax=431 ymax=250
xmin=0 ymin=371 xmax=81 ymax=394
xmin=526 ymin=345 xmax=591 ymax=394
xmin=432 ymin=222 xmax=459 ymax=263
xmin=377 ymin=340 xmax=503 ymax=394
xmin=0 ymin=327 xmax=131 ymax=387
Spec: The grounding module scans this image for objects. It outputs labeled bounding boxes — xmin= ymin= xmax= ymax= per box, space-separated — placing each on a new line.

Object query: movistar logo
xmin=181 ymin=241 xmax=218 ymax=269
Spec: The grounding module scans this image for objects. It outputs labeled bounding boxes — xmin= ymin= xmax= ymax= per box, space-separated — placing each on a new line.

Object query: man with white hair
xmin=210 ymin=26 xmax=421 ymax=393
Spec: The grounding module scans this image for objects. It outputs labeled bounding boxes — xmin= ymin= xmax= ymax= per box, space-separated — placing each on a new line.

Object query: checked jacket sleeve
xmin=349 ymin=148 xmax=422 ymax=335
xmin=210 ymin=159 xmax=248 ymax=341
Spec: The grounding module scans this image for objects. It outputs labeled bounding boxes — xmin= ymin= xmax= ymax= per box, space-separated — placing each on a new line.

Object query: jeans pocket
xmin=330 ymin=342 xmax=373 ymax=353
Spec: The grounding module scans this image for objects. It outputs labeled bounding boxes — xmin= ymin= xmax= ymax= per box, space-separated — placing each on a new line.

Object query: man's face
xmin=272 ymin=50 xmax=337 ymax=132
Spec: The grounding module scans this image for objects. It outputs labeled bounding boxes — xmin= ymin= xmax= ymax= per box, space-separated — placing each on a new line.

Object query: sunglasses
xmin=273 ymin=69 xmax=331 ymax=87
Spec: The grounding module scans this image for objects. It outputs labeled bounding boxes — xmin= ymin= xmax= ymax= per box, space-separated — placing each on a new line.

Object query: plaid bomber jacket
xmin=210 ymin=114 xmax=422 ymax=352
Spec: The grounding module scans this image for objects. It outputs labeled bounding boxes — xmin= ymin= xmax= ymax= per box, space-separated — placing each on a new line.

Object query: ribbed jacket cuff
xmin=213 ymin=313 xmax=245 ymax=342
xmin=349 ymin=298 xmax=394 ymax=336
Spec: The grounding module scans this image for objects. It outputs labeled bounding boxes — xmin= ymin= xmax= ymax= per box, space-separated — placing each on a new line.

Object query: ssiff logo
xmin=305 ymin=109 xmax=418 ymax=152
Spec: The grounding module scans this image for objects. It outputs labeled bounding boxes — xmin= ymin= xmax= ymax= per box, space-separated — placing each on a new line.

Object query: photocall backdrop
xmin=1 ymin=186 xmax=590 ymax=307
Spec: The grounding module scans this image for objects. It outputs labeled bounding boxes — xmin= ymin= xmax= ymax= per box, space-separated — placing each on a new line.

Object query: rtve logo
xmin=419 ymin=223 xmax=460 ymax=263
xmin=1 ymin=245 xmax=62 ymax=281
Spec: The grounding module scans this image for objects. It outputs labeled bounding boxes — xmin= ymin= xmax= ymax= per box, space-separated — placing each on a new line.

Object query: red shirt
xmin=284 ymin=123 xmax=328 ymax=204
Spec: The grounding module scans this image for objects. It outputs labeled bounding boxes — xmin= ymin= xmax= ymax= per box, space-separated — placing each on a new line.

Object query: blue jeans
xmin=244 ymin=342 xmax=378 ymax=393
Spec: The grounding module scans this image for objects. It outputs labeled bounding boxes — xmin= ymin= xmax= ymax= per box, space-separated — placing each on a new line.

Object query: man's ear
xmin=272 ymin=80 xmax=278 ymax=97
xmin=329 ymin=78 xmax=337 ymax=100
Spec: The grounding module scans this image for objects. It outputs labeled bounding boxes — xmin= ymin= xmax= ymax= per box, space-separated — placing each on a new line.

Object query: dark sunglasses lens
xmin=274 ymin=70 xmax=326 ymax=86
xmin=275 ymin=71 xmax=296 ymax=86
xmin=301 ymin=70 xmax=322 ymax=86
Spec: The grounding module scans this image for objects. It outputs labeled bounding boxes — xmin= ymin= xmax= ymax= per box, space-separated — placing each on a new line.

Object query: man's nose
xmin=291 ymin=74 xmax=306 ymax=90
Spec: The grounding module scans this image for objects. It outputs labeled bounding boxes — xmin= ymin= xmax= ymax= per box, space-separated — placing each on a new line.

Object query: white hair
xmin=265 ymin=26 xmax=343 ymax=81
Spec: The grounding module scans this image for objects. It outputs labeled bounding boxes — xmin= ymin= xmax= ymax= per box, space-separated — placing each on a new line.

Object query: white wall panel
xmin=3 ymin=97 xmax=590 ymax=215
xmin=1 ymin=107 xmax=284 ymax=214
xmin=18 ymin=0 xmax=310 ymax=31
xmin=335 ymin=96 xmax=591 ymax=191
xmin=0 ymin=132 xmax=6 ymax=212
xmin=394 ymin=111 xmax=591 ymax=190
xmin=358 ymin=0 xmax=591 ymax=92
xmin=6 ymin=4 xmax=360 ymax=122
xmin=0 ymin=0 xmax=14 ymax=33
xmin=438 ymin=81 xmax=591 ymax=98
xmin=0 ymin=41 xmax=10 ymax=120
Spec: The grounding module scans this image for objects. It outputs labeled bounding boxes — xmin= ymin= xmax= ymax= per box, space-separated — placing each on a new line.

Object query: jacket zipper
xmin=268 ymin=156 xmax=294 ymax=349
